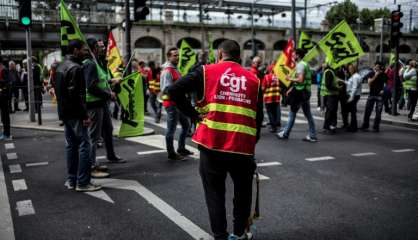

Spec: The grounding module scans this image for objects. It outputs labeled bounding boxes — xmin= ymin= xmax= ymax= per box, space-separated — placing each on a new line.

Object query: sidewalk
xmin=3 ymin=89 xmax=418 ymax=133
xmin=5 ymin=99 xmax=155 ymax=135
xmin=309 ymin=85 xmax=418 ymax=129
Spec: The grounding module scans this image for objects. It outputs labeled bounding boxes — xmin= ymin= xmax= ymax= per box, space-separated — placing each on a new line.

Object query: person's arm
xmin=368 ymin=70 xmax=380 ymax=86
xmin=160 ymin=69 xmax=173 ymax=93
xmin=70 ymin=67 xmax=89 ymax=120
xmin=83 ymin=62 xmax=111 ymax=100
xmin=167 ymin=66 xmax=203 ymax=122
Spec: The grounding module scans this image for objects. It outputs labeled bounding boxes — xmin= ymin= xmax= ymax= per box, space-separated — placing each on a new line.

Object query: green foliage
xmin=325 ymin=0 xmax=359 ymax=27
xmin=360 ymin=7 xmax=391 ymax=29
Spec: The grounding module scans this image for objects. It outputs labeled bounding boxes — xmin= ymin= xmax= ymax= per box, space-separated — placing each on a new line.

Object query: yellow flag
xmin=317 ymin=20 xmax=364 ymax=69
xmin=178 ymin=40 xmax=197 ymax=76
xmin=273 ymin=39 xmax=295 ymax=88
xmin=106 ymin=32 xmax=123 ymax=78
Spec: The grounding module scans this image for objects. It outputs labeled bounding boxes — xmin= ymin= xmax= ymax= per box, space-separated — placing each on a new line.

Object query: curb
xmin=9 ymin=124 xmax=156 ymax=136
xmin=379 ymin=118 xmax=418 ymax=129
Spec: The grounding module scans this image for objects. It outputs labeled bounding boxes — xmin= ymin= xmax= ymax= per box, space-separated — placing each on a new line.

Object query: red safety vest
xmin=192 ymin=61 xmax=260 ymax=155
xmin=162 ymin=66 xmax=181 ymax=107
xmin=262 ymin=73 xmax=281 ymax=103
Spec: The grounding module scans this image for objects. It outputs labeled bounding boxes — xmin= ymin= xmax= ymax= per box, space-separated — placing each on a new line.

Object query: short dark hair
xmin=166 ymin=47 xmax=178 ymax=57
xmin=68 ymin=40 xmax=85 ymax=54
xmin=375 ymin=61 xmax=383 ymax=66
xmin=218 ymin=40 xmax=240 ymax=60
xmin=86 ymin=38 xmax=98 ymax=51
xmin=295 ymin=48 xmax=306 ymax=58
xmin=406 ymin=59 xmax=413 ymax=65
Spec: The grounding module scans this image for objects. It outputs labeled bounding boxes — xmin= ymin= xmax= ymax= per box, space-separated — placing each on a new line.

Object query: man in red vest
xmin=160 ymin=47 xmax=192 ymax=161
xmin=168 ymin=40 xmax=263 ymax=240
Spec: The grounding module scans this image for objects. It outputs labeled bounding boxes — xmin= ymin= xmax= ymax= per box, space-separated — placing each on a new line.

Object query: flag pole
xmin=122 ymin=49 xmax=136 ymax=77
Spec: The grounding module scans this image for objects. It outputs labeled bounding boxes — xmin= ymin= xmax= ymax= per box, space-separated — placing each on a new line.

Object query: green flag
xmin=299 ymin=32 xmax=320 ymax=63
xmin=60 ymin=0 xmax=86 ymax=55
xmin=117 ymin=72 xmax=144 ymax=137
xmin=317 ymin=20 xmax=365 ymax=69
xmin=178 ymin=39 xmax=197 ymax=76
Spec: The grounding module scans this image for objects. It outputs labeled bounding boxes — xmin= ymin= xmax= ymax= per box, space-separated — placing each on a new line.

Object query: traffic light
xmin=134 ymin=0 xmax=149 ymax=21
xmin=390 ymin=10 xmax=403 ymax=48
xmin=18 ymin=0 xmax=32 ymax=27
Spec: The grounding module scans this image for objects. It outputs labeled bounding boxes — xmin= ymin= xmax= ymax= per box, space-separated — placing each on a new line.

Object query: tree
xmin=360 ymin=8 xmax=391 ymax=29
xmin=325 ymin=0 xmax=359 ymax=27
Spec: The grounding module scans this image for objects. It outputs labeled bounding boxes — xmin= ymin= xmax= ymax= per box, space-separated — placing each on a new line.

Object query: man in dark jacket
xmin=55 ymin=39 xmax=100 ymax=192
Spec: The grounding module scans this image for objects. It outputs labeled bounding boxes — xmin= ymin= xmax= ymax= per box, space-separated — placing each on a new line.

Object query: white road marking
xmin=95 ymin=178 xmax=213 ymax=240
xmin=257 ymin=161 xmax=282 ymax=167
xmin=305 ymin=156 xmax=335 ymax=162
xmin=84 ymin=190 xmax=115 ymax=204
xmin=9 ymin=164 xmax=22 ymax=174
xmin=6 ymin=153 xmax=17 ymax=160
xmin=25 ymin=162 xmax=49 ymax=167
xmin=96 ymin=156 xmax=106 ymax=160
xmin=0 ymin=151 xmax=16 ymax=239
xmin=351 ymin=152 xmax=377 ymax=157
xmin=4 ymin=143 xmax=15 ymax=150
xmin=16 ymin=200 xmax=35 ymax=216
xmin=127 ymin=134 xmax=199 ymax=159
xmin=12 ymin=179 xmax=27 ymax=192
xmin=392 ymin=149 xmax=415 ymax=153
xmin=257 ymin=174 xmax=270 ymax=180
xmin=137 ymin=150 xmax=167 ymax=156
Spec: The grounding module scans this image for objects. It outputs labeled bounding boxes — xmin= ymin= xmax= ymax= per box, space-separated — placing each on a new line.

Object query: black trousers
xmin=338 ymin=92 xmax=349 ymax=126
xmin=347 ymin=95 xmax=360 ymax=130
xmin=199 ymin=147 xmax=256 ymax=240
xmin=324 ymin=95 xmax=338 ymax=129
xmin=406 ymin=90 xmax=418 ymax=119
xmin=0 ymin=96 xmax=11 ymax=136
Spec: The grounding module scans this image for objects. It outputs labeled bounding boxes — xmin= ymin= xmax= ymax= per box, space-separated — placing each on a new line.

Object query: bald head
xmin=252 ymin=56 xmax=262 ymax=67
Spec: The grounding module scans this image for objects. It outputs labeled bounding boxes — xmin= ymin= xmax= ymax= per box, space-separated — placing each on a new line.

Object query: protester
xmin=20 ymin=60 xmax=29 ymax=111
xmin=83 ymin=38 xmax=125 ymax=179
xmin=8 ymin=61 xmax=21 ymax=112
xmin=138 ymin=60 xmax=149 ymax=113
xmin=250 ymin=56 xmax=263 ymax=80
xmin=321 ymin=62 xmax=340 ymax=134
xmin=32 ymin=56 xmax=44 ymax=112
xmin=402 ymin=59 xmax=417 ymax=121
xmin=277 ymin=48 xmax=317 ymax=142
xmin=160 ymin=47 xmax=192 ymax=161
xmin=361 ymin=61 xmax=387 ymax=132
xmin=55 ymin=39 xmax=100 ymax=192
xmin=0 ymin=55 xmax=12 ymax=141
xmin=147 ymin=61 xmax=162 ymax=123
xmin=336 ymin=66 xmax=349 ymax=128
xmin=383 ymin=63 xmax=395 ymax=114
xmin=168 ymin=39 xmax=263 ymax=240
xmin=262 ymin=64 xmax=281 ymax=133
xmin=345 ymin=64 xmax=362 ymax=132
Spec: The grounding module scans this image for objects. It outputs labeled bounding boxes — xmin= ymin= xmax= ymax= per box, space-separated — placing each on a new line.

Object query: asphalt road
xmin=1 ymin=113 xmax=417 ymax=240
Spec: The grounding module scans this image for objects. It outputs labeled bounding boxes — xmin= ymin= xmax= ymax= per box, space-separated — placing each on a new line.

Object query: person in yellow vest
xmin=168 ymin=40 xmax=263 ymax=240
xmin=83 ymin=38 xmax=125 ymax=179
xmin=402 ymin=59 xmax=417 ymax=121
xmin=262 ymin=64 xmax=281 ymax=133
xmin=320 ymin=62 xmax=341 ymax=134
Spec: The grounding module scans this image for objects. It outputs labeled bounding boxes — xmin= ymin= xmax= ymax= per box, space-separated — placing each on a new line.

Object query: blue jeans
xmin=64 ymin=119 xmax=92 ymax=186
xmin=265 ymin=102 xmax=281 ymax=127
xmin=362 ymin=95 xmax=383 ymax=130
xmin=282 ymin=94 xmax=317 ymax=138
xmin=165 ymin=106 xmax=190 ymax=156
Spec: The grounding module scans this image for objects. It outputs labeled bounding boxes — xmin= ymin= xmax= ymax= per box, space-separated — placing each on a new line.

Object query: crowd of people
xmin=0 ymin=37 xmax=417 ymax=240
